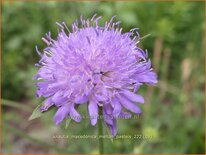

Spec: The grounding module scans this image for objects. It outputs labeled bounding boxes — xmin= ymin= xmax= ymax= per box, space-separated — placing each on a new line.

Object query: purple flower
xmin=34 ymin=15 xmax=157 ymax=136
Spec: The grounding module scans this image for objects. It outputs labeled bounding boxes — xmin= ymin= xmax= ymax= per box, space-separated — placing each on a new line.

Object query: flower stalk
xmin=98 ymin=107 xmax=104 ymax=154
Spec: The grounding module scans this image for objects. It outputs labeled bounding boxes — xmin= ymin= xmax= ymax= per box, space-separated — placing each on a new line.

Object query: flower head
xmin=34 ymin=15 xmax=157 ymax=136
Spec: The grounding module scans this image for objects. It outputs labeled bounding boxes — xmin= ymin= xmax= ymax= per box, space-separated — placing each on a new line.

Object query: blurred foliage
xmin=2 ymin=1 xmax=205 ymax=154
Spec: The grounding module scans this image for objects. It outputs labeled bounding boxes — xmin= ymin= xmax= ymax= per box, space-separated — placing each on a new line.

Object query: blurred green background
xmin=2 ymin=1 xmax=205 ymax=154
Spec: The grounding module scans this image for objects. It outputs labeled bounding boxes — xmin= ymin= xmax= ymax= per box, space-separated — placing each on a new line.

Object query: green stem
xmin=98 ymin=107 xmax=104 ymax=154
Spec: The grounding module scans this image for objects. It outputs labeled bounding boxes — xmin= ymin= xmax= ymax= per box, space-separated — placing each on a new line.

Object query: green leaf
xmin=65 ymin=117 xmax=72 ymax=129
xmin=28 ymin=104 xmax=43 ymax=120
xmin=104 ymin=122 xmax=114 ymax=143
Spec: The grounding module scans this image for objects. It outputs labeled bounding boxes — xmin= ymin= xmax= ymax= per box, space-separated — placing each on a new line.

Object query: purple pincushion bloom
xmin=34 ymin=15 xmax=157 ymax=136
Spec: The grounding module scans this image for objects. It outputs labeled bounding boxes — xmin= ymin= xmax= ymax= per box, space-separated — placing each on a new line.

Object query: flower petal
xmin=118 ymin=95 xmax=141 ymax=114
xmin=103 ymin=108 xmax=113 ymax=125
xmin=104 ymin=103 xmax=113 ymax=115
xmin=74 ymin=95 xmax=88 ymax=104
xmin=39 ymin=98 xmax=54 ymax=112
xmin=121 ymin=89 xmax=144 ymax=104
xmin=70 ymin=104 xmax=82 ymax=122
xmin=88 ymin=99 xmax=98 ymax=126
xmin=135 ymin=71 xmax=158 ymax=85
xmin=106 ymin=119 xmax=117 ymax=136
xmin=53 ymin=104 xmax=70 ymax=125
xmin=52 ymin=91 xmax=67 ymax=106
xmin=118 ymin=112 xmax=132 ymax=119
xmin=112 ymin=97 xmax=122 ymax=117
